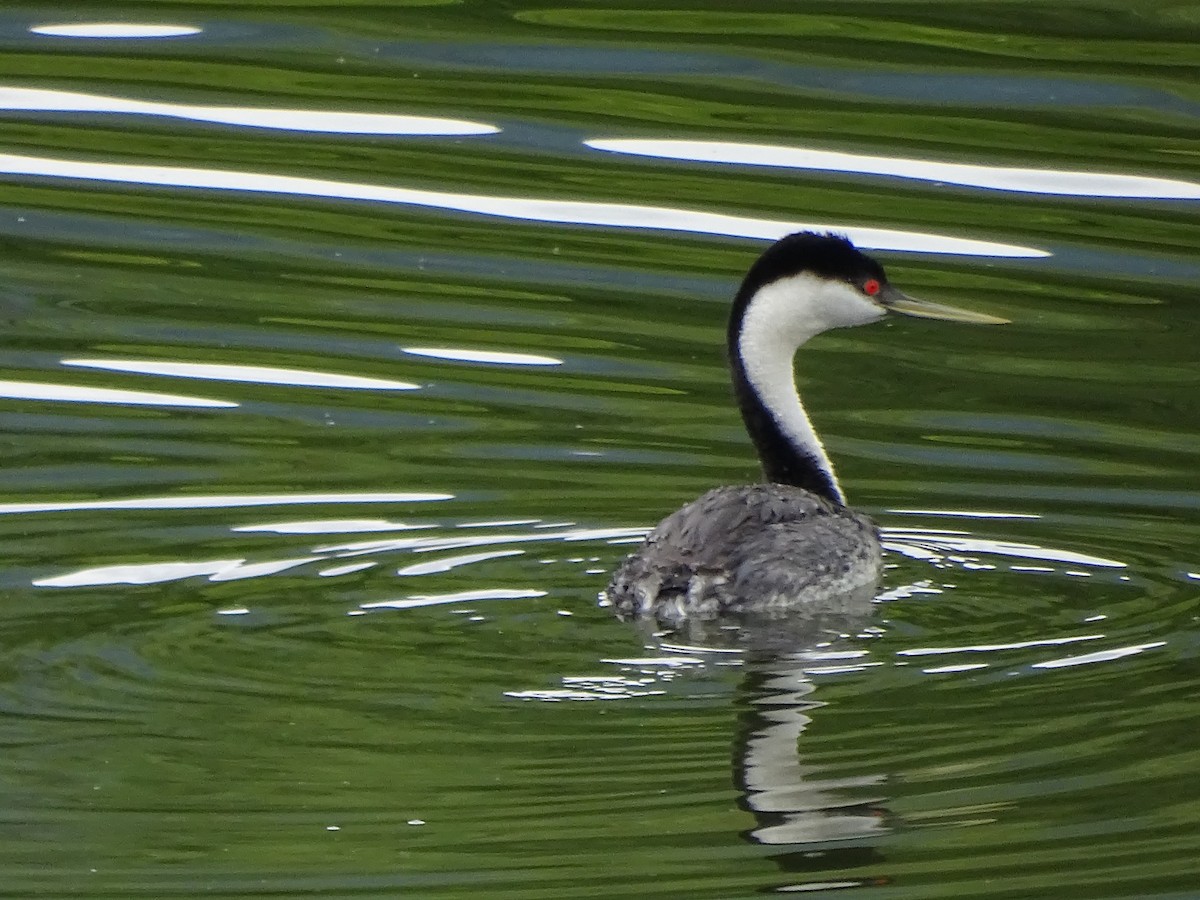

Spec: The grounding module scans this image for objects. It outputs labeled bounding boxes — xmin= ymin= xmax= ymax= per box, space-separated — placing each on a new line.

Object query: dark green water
xmin=0 ymin=3 xmax=1198 ymax=897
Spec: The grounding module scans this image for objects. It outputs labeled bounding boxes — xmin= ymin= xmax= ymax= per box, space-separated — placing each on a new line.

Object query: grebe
xmin=607 ymin=231 xmax=1004 ymax=623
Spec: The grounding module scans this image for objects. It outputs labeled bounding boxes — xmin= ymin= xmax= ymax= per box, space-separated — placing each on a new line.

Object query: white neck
xmin=736 ymin=273 xmax=885 ymax=504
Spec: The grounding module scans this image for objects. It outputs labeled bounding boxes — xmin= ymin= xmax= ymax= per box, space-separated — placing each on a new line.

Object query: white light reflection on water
xmin=207 ymin=557 xmax=323 ymax=582
xmin=29 ymin=23 xmax=202 ymax=39
xmin=63 ymin=359 xmax=420 ymax=391
xmin=28 ymin=518 xmax=631 ymax=590
xmin=401 ymin=347 xmax=562 ymax=366
xmin=898 ymin=635 xmax=1105 ymax=657
xmin=311 ymin=526 xmax=645 ymax=559
xmin=601 ymin=656 xmax=707 ymax=668
xmin=319 ymin=562 xmax=378 ymax=578
xmin=0 ymin=379 xmax=235 ymax=408
xmin=35 ymin=558 xmax=245 ymax=587
xmin=397 ymin=549 xmax=525 ymax=576
xmin=876 ymin=581 xmax=943 ymax=601
xmin=890 ymin=509 xmax=1041 ymax=520
xmin=1032 ymin=641 xmax=1167 ymax=669
xmin=505 ymin=675 xmax=667 ymax=702
xmin=587 ymin=138 xmax=1200 ymax=200
xmin=0 ymin=153 xmax=1047 ymax=257
xmin=360 ymin=588 xmax=547 ymax=610
xmin=883 ymin=530 xmax=1127 ymax=570
xmin=922 ymin=663 xmax=990 ymax=674
xmin=0 ymin=86 xmax=499 ymax=136
xmin=0 ymin=492 xmax=451 ymax=516
xmin=234 ymin=520 xmax=435 ymax=535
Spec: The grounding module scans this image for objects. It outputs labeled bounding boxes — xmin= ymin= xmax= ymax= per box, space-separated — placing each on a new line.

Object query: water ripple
xmin=588 ymin=139 xmax=1200 ymax=200
xmin=29 ymin=23 xmax=201 ymax=39
xmin=63 ymin=358 xmax=421 ymax=391
xmin=0 ymin=86 xmax=499 ymax=135
xmin=0 ymin=153 xmax=1048 ymax=257
xmin=0 ymin=379 xmax=235 ymax=408
xmin=0 ymin=491 xmax=451 ymax=515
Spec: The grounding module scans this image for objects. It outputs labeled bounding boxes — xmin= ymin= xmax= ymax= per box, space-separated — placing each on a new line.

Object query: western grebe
xmin=607 ymin=231 xmax=1005 ymax=623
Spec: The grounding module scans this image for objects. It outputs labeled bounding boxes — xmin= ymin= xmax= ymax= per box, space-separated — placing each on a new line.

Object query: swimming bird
xmin=607 ymin=231 xmax=1004 ymax=623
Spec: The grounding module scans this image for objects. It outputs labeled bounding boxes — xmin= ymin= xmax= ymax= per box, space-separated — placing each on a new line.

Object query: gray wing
xmin=607 ymin=484 xmax=880 ymax=617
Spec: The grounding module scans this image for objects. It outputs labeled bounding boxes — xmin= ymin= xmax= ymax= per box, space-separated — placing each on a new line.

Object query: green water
xmin=0 ymin=3 xmax=1198 ymax=897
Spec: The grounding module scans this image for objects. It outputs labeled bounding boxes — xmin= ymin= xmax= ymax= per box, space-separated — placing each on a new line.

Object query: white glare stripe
xmin=587 ymin=139 xmax=1200 ymax=200
xmin=311 ymin=526 xmax=647 ymax=558
xmin=402 ymin=347 xmax=562 ymax=366
xmin=923 ymin=663 xmax=990 ymax=674
xmin=35 ymin=559 xmax=242 ymax=587
xmin=1033 ymin=641 xmax=1166 ymax=669
xmin=889 ymin=509 xmax=1041 ymax=520
xmin=656 ymin=642 xmax=744 ymax=655
xmin=0 ymin=153 xmax=1047 ymax=257
xmin=207 ymin=557 xmax=322 ymax=582
xmin=601 ymin=657 xmax=705 ymax=667
xmin=0 ymin=492 xmax=452 ymax=515
xmin=397 ymin=549 xmax=525 ymax=576
xmin=63 ymin=359 xmax=419 ymax=390
xmin=0 ymin=86 xmax=498 ymax=136
xmin=34 ymin=554 xmax=323 ymax=587
xmin=30 ymin=23 xmax=201 ymax=38
xmin=0 ymin=379 xmax=235 ymax=408
xmin=233 ymin=520 xmax=435 ymax=535
xmin=898 ymin=634 xmax=1104 ymax=656
xmin=361 ymin=588 xmax=546 ymax=609
xmin=319 ymin=562 xmax=377 ymax=578
xmin=890 ymin=534 xmax=1126 ymax=569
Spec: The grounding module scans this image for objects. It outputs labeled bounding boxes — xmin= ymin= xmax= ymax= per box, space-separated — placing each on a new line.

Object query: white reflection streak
xmin=35 ymin=554 xmax=324 ymax=587
xmin=0 ymin=153 xmax=1046 ymax=257
xmin=601 ymin=656 xmax=706 ymax=667
xmin=30 ymin=24 xmax=202 ymax=38
xmin=1033 ymin=641 xmax=1166 ymax=669
xmin=898 ymin=634 xmax=1104 ymax=656
xmin=311 ymin=526 xmax=646 ymax=558
xmin=587 ymin=139 xmax=1200 ymax=200
xmin=0 ymin=492 xmax=451 ymax=516
xmin=397 ymin=549 xmax=524 ymax=576
xmin=0 ymin=86 xmax=498 ymax=136
xmin=35 ymin=559 xmax=244 ymax=587
xmin=207 ymin=557 xmax=323 ymax=582
xmin=933 ymin=537 xmax=1125 ymax=568
xmin=402 ymin=347 xmax=562 ymax=366
xmin=923 ymin=663 xmax=989 ymax=674
xmin=234 ymin=519 xmax=435 ymax=535
xmin=361 ymin=588 xmax=546 ymax=610
xmin=319 ymin=561 xmax=377 ymax=578
xmin=505 ymin=689 xmax=665 ymax=702
xmin=0 ymin=379 xmax=235 ymax=408
xmin=888 ymin=509 xmax=1041 ymax=520
xmin=884 ymin=533 xmax=1126 ymax=569
xmin=63 ymin=359 xmax=420 ymax=391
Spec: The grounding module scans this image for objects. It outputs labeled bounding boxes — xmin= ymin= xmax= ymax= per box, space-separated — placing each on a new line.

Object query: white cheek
xmin=745 ymin=273 xmax=884 ymax=346
xmin=816 ymin=281 xmax=886 ymax=329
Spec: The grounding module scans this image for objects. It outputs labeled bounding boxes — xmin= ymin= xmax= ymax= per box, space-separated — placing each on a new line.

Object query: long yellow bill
xmin=880 ymin=285 xmax=1010 ymax=325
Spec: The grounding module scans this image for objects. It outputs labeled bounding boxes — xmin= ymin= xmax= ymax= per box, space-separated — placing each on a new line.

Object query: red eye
xmin=863 ymin=278 xmax=881 ymax=296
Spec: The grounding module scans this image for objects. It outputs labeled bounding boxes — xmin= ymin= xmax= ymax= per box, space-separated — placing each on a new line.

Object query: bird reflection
xmin=643 ymin=606 xmax=893 ymax=890
xmin=736 ymin=657 xmax=887 ymax=846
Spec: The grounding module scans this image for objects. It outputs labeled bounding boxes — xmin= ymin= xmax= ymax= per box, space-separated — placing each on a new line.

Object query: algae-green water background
xmin=0 ymin=2 xmax=1197 ymax=897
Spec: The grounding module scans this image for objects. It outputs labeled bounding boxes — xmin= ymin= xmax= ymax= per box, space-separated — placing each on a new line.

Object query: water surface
xmin=0 ymin=3 xmax=1198 ymax=897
